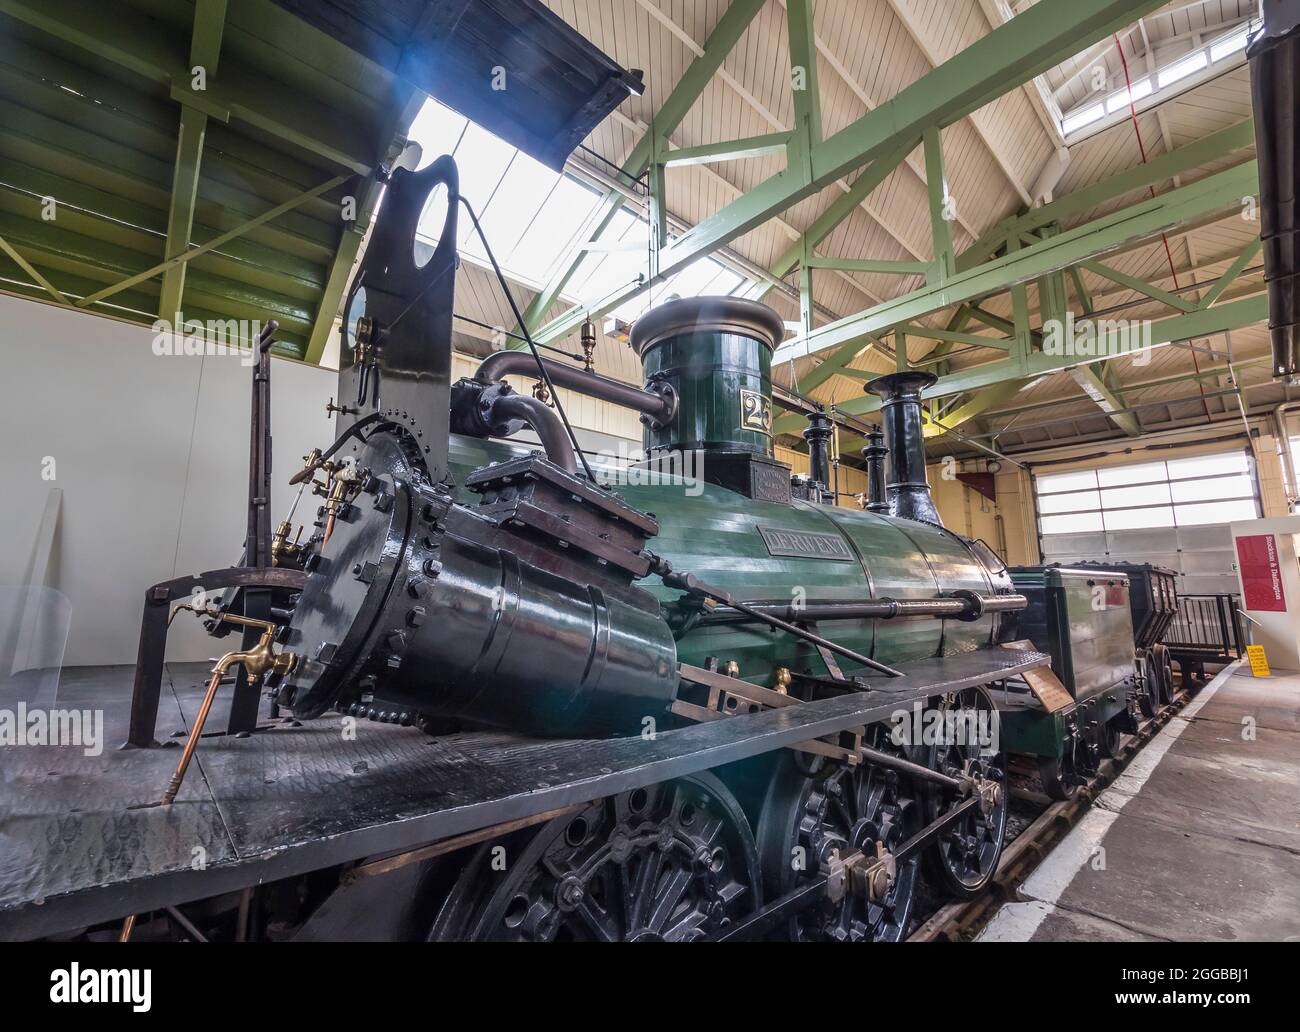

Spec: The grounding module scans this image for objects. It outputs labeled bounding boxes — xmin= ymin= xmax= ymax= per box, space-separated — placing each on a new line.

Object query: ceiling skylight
xmin=405 ymin=96 xmax=753 ymax=322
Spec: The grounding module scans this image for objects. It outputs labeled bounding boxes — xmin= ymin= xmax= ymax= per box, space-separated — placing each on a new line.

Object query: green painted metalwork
xmin=1079 ymin=258 xmax=1198 ymax=313
xmin=663 ymin=132 xmax=792 ymax=167
xmin=835 ymin=295 xmax=1267 ymax=419
xmin=923 ymin=127 xmax=954 ymax=283
xmin=158 ymin=0 xmax=227 ymax=323
xmin=1198 ymin=238 xmax=1262 ymax=309
xmin=959 ymin=119 xmax=1257 ymax=270
xmin=773 ymin=162 xmax=1258 ymax=365
xmin=1070 ymin=363 xmax=1142 ymax=436
xmin=533 ymin=0 xmax=1168 ymax=347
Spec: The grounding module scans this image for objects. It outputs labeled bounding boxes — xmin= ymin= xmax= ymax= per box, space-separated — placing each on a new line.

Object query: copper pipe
xmin=118 ymin=913 xmax=136 ymax=942
xmin=161 ymin=655 xmax=237 ymax=806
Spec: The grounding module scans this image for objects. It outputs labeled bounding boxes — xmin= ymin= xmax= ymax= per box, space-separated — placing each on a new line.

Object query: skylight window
xmin=1061 ymin=102 xmax=1105 ymax=135
xmin=1157 ymin=50 xmax=1208 ymax=88
xmin=1210 ymin=26 xmax=1250 ymax=63
xmin=1105 ymin=78 xmax=1151 ymax=113
xmin=405 ymin=96 xmax=753 ymax=321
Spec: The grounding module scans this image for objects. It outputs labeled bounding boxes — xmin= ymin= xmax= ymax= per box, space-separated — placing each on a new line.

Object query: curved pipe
xmin=475 ymin=352 xmax=675 ymax=425
xmin=487 ymin=392 xmax=578 ymax=475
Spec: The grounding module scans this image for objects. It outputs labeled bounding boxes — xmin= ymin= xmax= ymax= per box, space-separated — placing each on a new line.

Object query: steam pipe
xmin=865 ymin=371 xmax=942 ymax=525
xmin=485 ymin=392 xmax=579 ymax=475
xmin=1248 ymin=4 xmax=1300 ymax=379
xmin=862 ymin=427 xmax=889 ymax=514
xmin=475 ymin=351 xmax=675 ymax=426
xmin=803 ymin=410 xmax=833 ymax=491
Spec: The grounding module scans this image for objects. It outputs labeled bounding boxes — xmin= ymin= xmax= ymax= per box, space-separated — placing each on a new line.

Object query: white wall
xmin=0 ymin=295 xmax=335 ymax=665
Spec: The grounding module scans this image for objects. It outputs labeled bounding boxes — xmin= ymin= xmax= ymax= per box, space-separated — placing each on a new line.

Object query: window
xmin=1061 ymin=103 xmax=1105 ymax=135
xmin=1157 ymin=50 xmax=1208 ymax=88
xmin=405 ymin=96 xmax=753 ymax=309
xmin=1035 ymin=451 xmax=1258 ymax=535
xmin=1210 ymin=26 xmax=1250 ymax=63
xmin=1105 ymin=78 xmax=1151 ymax=113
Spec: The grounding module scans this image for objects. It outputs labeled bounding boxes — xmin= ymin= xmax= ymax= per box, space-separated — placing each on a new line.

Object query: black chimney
xmin=1248 ymin=2 xmax=1300 ymax=379
xmin=862 ymin=427 xmax=889 ymax=514
xmin=864 ymin=371 xmax=941 ymax=525
xmin=803 ymin=410 xmax=833 ymax=493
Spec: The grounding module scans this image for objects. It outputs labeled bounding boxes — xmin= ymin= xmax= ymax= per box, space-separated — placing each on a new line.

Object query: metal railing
xmin=1163 ymin=594 xmax=1247 ymax=663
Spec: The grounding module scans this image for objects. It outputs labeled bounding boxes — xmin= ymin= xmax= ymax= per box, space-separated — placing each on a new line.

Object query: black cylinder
xmin=865 ymin=371 xmax=941 ymax=525
xmin=1249 ymin=4 xmax=1300 ymax=379
xmin=803 ymin=410 xmax=833 ymax=491
xmin=862 ymin=427 xmax=889 ymax=514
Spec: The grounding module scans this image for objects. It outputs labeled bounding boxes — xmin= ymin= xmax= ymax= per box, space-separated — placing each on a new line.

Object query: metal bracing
xmin=958 ymin=119 xmax=1256 ymax=270
xmin=0 ymin=0 xmax=380 ymax=174
xmin=772 ymin=161 xmax=1257 ymax=366
xmin=158 ymin=0 xmax=227 ymax=323
xmin=77 ymin=175 xmax=349 ymax=309
xmin=531 ymin=0 xmax=1168 ymax=348
xmin=832 ymin=295 xmax=1266 ymax=420
xmin=1070 ymin=363 xmax=1143 ymax=436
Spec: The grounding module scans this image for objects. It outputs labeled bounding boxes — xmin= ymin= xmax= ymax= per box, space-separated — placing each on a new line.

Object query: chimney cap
xmin=864 ymin=370 xmax=937 ymax=400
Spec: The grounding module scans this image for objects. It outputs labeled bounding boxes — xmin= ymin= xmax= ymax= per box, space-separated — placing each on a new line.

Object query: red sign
xmin=1236 ymin=533 xmax=1287 ymax=612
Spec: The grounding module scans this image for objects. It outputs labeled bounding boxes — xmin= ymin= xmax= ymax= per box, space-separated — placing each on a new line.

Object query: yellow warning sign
xmin=1246 ymin=644 xmax=1271 ymax=677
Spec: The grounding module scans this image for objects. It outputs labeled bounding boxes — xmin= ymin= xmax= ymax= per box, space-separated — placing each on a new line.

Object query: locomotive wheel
xmin=915 ymin=686 xmax=1009 ymax=899
xmin=1038 ymin=734 xmax=1082 ymax=801
xmin=1097 ymin=717 xmax=1123 ymax=761
xmin=1151 ymin=644 xmax=1174 ymax=705
xmin=427 ymin=772 xmax=760 ymax=941
xmin=756 ymin=734 xmax=921 ymax=942
xmin=1135 ymin=669 xmax=1158 ymax=720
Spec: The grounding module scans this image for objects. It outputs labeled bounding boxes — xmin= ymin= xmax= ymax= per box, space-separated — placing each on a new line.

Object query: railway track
xmin=908 ymin=685 xmax=1191 ymax=943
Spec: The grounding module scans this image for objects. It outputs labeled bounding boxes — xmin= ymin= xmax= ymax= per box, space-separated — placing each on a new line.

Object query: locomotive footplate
xmin=0 ymin=648 xmax=1048 ymax=940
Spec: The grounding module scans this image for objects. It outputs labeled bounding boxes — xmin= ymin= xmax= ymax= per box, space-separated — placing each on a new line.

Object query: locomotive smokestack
xmin=1248 ymin=2 xmax=1300 ymax=379
xmin=862 ymin=427 xmax=889 ymax=514
xmin=864 ymin=371 xmax=941 ymax=525
xmin=803 ymin=410 xmax=833 ymax=493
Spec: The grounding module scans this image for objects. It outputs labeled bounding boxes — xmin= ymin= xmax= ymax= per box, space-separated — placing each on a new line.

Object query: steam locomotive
xmin=166 ymin=154 xmax=1142 ymax=942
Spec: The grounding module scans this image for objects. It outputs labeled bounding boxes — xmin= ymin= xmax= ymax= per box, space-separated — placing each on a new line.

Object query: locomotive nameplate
xmin=758 ymin=526 xmax=855 ymax=561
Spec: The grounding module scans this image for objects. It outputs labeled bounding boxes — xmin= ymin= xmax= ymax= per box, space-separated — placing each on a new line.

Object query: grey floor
xmin=978 ymin=663 xmax=1300 ymax=942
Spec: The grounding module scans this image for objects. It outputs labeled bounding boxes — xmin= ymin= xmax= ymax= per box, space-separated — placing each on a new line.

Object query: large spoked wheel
xmin=757 ymin=731 xmax=921 ymax=942
xmin=1135 ymin=667 xmax=1159 ymax=720
xmin=428 ymin=772 xmax=761 ymax=941
xmin=915 ymin=686 xmax=1009 ymax=899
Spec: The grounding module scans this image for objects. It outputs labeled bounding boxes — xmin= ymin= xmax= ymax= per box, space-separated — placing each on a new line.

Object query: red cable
xmin=1112 ymin=31 xmax=1212 ymax=420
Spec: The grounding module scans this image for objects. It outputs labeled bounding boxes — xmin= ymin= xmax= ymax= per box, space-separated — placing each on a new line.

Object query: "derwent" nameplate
xmin=757 ymin=526 xmax=855 ymax=561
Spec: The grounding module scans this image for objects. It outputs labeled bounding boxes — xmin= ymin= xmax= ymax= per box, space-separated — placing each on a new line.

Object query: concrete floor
xmin=979 ymin=663 xmax=1300 ymax=942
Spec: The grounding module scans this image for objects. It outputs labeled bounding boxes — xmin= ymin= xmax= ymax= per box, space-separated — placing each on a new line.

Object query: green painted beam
xmin=921 ymin=379 xmax=1025 ymax=438
xmin=805 ymin=256 xmax=929 ymax=275
xmin=663 ymin=132 xmax=791 ymax=167
xmin=1070 ymin=363 xmax=1142 ymax=436
xmin=78 ymin=174 xmax=348 ymax=307
xmin=831 ymin=295 xmax=1267 ymax=419
xmin=0 ymin=0 xmax=378 ymax=174
xmin=923 ymin=127 xmax=954 ymax=282
xmin=786 ymin=0 xmax=821 ymax=167
xmin=1198 ymin=237 xmax=1262 ymax=308
xmin=1079 ymin=258 xmax=1198 ymax=313
xmin=958 ymin=119 xmax=1257 ymax=270
xmin=514 ymin=0 xmax=767 ymax=337
xmin=772 ymin=162 xmax=1257 ymax=365
xmin=534 ymin=0 xmax=1167 ymax=345
xmin=899 ymin=325 xmax=1012 ymax=348
xmin=159 ymin=0 xmax=227 ymax=322
xmin=0 ymin=233 xmax=69 ymax=303
xmin=748 ymin=139 xmax=919 ymax=304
